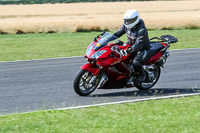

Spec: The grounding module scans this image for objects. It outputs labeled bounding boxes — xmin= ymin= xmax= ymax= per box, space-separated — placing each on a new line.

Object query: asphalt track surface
xmin=0 ymin=48 xmax=200 ymax=115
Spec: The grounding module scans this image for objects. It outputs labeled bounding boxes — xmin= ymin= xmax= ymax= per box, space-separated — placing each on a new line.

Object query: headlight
xmin=90 ymin=50 xmax=106 ymax=59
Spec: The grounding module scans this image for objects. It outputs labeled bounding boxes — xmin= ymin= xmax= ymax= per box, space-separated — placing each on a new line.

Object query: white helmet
xmin=123 ymin=9 xmax=140 ymax=29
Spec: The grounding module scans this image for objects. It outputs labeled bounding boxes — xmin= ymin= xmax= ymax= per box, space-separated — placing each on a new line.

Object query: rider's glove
xmin=111 ymin=46 xmax=132 ymax=57
xmin=120 ymin=47 xmax=132 ymax=56
xmin=120 ymin=49 xmax=128 ymax=56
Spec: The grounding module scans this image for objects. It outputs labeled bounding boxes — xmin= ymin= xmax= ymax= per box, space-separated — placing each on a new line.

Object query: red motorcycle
xmin=73 ymin=32 xmax=178 ymax=96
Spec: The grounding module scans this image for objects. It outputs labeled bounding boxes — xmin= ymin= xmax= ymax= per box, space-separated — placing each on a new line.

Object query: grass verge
xmin=0 ymin=96 xmax=200 ymax=133
xmin=0 ymin=29 xmax=199 ymax=61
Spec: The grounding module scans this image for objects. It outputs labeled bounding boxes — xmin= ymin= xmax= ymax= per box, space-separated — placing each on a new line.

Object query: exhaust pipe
xmin=157 ymin=50 xmax=170 ymax=67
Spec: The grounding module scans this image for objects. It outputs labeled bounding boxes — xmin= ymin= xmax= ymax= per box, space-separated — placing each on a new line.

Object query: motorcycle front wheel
xmin=73 ymin=69 xmax=101 ymax=96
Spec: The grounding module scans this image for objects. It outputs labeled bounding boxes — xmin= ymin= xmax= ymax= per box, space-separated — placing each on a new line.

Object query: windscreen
xmin=93 ymin=32 xmax=117 ymax=51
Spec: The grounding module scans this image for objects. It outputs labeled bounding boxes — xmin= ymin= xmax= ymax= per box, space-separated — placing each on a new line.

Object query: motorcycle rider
xmin=114 ymin=9 xmax=150 ymax=85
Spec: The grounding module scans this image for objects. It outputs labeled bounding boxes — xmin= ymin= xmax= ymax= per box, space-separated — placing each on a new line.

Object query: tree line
xmin=0 ymin=0 xmax=153 ymax=5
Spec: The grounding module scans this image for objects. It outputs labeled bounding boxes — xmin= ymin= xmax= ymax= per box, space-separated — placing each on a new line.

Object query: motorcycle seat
xmin=149 ymin=42 xmax=165 ymax=54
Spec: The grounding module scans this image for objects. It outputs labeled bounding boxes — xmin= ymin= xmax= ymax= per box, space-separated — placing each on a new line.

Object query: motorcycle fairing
xmin=144 ymin=52 xmax=163 ymax=65
xmin=81 ymin=63 xmax=100 ymax=76
xmin=143 ymin=42 xmax=167 ymax=65
xmin=86 ymin=33 xmax=118 ymax=59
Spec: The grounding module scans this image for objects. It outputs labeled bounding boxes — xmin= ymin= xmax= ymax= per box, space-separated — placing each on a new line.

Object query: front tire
xmin=73 ymin=69 xmax=100 ymax=96
xmin=135 ymin=65 xmax=161 ymax=90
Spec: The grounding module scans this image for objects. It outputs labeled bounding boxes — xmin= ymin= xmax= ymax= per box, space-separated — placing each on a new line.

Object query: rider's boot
xmin=127 ymin=76 xmax=134 ymax=87
xmin=134 ymin=65 xmax=146 ymax=85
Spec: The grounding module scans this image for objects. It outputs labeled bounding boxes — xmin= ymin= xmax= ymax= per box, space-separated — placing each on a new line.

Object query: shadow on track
xmin=91 ymin=88 xmax=200 ymax=97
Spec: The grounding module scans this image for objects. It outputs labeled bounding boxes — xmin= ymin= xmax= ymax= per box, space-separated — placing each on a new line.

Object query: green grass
xmin=0 ymin=96 xmax=200 ymax=133
xmin=0 ymin=29 xmax=200 ymax=61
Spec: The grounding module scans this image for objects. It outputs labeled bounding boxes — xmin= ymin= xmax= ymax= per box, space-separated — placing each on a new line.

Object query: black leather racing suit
xmin=114 ymin=19 xmax=150 ymax=83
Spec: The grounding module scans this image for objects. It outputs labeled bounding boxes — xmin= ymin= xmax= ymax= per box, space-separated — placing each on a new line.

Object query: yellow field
xmin=0 ymin=1 xmax=200 ymax=33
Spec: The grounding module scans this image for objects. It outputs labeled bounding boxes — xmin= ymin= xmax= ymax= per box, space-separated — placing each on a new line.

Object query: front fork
xmin=81 ymin=63 xmax=108 ymax=89
xmin=96 ymin=73 xmax=108 ymax=89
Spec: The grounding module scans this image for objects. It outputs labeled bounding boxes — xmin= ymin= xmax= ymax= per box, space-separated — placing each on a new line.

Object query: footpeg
xmin=127 ymin=76 xmax=134 ymax=87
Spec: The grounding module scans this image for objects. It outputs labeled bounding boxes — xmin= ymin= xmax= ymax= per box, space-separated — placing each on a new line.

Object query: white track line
xmin=55 ymin=93 xmax=200 ymax=111
xmin=0 ymin=48 xmax=200 ymax=63
xmin=1 ymin=93 xmax=199 ymax=116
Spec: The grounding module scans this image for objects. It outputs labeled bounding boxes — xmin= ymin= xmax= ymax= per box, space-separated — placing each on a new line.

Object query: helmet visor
xmin=124 ymin=16 xmax=138 ymax=25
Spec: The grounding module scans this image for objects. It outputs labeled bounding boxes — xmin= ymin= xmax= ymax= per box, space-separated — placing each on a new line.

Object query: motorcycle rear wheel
xmin=135 ymin=65 xmax=160 ymax=90
xmin=73 ymin=69 xmax=100 ymax=96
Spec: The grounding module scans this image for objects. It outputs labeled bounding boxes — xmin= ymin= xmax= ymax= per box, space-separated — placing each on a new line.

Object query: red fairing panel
xmin=145 ymin=52 xmax=163 ymax=65
xmin=97 ymin=58 xmax=122 ymax=68
xmin=81 ymin=63 xmax=100 ymax=76
xmin=161 ymin=42 xmax=167 ymax=47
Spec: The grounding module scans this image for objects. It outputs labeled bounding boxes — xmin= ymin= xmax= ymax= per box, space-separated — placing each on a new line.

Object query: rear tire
xmin=135 ymin=65 xmax=160 ymax=90
xmin=73 ymin=69 xmax=100 ymax=96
